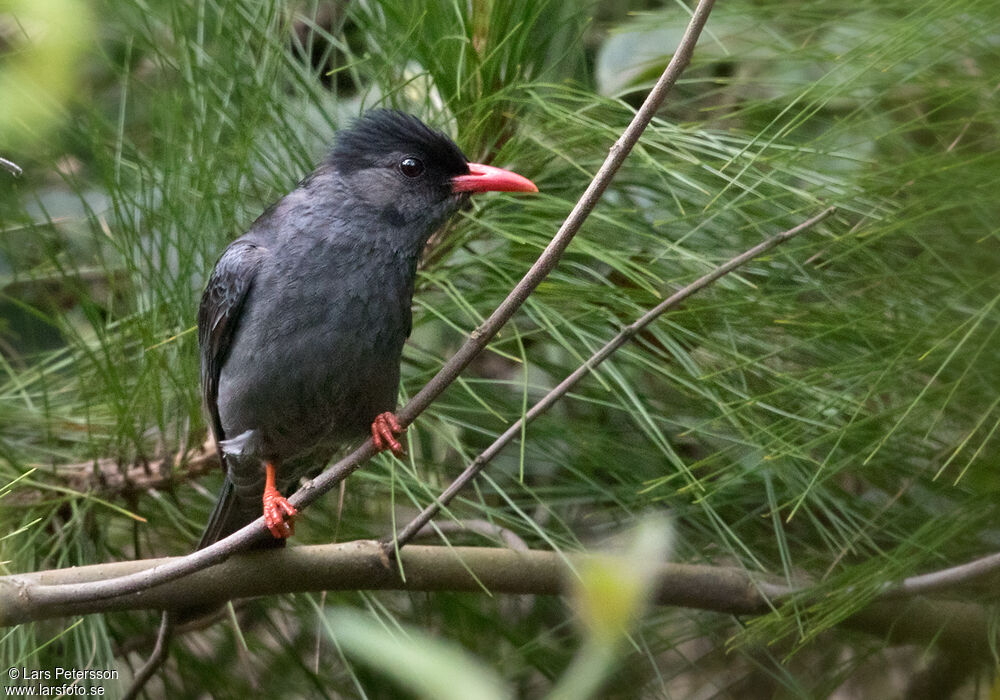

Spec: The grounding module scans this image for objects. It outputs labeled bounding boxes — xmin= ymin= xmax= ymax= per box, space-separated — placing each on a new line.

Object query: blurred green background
xmin=2 ymin=0 xmax=998 ymax=697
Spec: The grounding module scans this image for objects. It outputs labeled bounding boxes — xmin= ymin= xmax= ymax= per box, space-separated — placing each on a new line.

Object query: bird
xmin=196 ymin=109 xmax=537 ymax=548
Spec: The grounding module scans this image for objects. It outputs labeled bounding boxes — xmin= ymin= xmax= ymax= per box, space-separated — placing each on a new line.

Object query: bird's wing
xmin=197 ymin=239 xmax=266 ymax=468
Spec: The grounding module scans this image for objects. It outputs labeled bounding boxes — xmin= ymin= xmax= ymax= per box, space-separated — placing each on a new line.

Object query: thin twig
xmin=388 ymin=207 xmax=837 ymax=551
xmin=20 ymin=0 xmax=717 ymax=610
xmin=1 ymin=156 xmax=23 ymax=177
xmin=121 ymin=613 xmax=173 ymax=700
xmin=885 ymin=549 xmax=1000 ymax=597
xmin=411 ymin=518 xmax=530 ymax=552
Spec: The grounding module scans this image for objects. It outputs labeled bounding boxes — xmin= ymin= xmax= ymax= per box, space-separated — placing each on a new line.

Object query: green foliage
xmin=2 ymin=0 xmax=998 ymax=696
xmin=0 ymin=0 xmax=95 ymax=147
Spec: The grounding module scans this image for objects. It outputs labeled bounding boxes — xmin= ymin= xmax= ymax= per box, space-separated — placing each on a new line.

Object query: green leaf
xmin=323 ymin=608 xmax=509 ymax=700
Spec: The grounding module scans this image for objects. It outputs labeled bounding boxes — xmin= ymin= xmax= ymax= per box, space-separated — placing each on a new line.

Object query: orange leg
xmin=371 ymin=412 xmax=405 ymax=456
xmin=262 ymin=461 xmax=297 ymax=539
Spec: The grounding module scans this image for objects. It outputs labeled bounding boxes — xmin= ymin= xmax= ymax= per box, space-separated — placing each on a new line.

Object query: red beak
xmin=451 ymin=162 xmax=538 ymax=194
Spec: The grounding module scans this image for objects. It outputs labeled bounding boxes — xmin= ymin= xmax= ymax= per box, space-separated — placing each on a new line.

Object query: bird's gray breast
xmin=215 ymin=235 xmax=413 ymax=462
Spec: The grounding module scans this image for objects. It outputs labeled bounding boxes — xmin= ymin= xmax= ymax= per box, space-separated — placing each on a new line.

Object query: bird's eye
xmin=399 ymin=157 xmax=425 ymax=178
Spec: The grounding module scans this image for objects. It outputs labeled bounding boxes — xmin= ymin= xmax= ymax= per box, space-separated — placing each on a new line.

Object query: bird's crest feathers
xmin=329 ymin=109 xmax=469 ymax=176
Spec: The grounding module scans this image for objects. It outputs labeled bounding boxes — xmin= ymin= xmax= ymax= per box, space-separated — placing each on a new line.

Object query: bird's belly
xmin=216 ymin=306 xmax=404 ymax=463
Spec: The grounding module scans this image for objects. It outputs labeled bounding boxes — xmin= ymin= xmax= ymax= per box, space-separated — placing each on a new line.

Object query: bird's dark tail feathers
xmin=196 ymin=474 xmax=238 ymax=549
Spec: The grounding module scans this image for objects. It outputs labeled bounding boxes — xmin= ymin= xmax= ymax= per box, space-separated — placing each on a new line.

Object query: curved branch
xmin=121 ymin=613 xmax=173 ymax=700
xmin=1 ymin=156 xmax=22 ymax=177
xmin=18 ymin=0 xmax=718 ymax=610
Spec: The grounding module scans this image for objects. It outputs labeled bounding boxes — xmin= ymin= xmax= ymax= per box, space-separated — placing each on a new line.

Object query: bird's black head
xmin=327 ymin=110 xmax=536 ymax=237
xmin=329 ymin=110 xmax=470 ymax=229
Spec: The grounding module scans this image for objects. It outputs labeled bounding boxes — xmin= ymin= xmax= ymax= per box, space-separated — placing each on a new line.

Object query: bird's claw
xmin=371 ymin=412 xmax=405 ymax=457
xmin=263 ymin=489 xmax=297 ymax=539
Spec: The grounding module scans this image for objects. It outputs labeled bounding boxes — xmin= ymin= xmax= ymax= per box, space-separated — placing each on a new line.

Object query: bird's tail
xmin=196 ymin=475 xmax=239 ymax=549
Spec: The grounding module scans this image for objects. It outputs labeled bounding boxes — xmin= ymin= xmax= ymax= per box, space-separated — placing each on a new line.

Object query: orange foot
xmin=371 ymin=412 xmax=405 ymax=457
xmin=262 ymin=461 xmax=297 ymax=539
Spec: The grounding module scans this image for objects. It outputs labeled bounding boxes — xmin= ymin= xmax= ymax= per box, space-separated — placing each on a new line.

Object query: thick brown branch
xmin=2 ymin=543 xmax=994 ymax=663
xmin=0 ymin=543 xmax=767 ymax=624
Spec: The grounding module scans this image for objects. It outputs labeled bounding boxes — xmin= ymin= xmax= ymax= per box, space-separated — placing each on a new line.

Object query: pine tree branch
xmin=9 ymin=442 xmax=219 ymax=506
xmin=15 ymin=0 xmax=718 ymax=611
